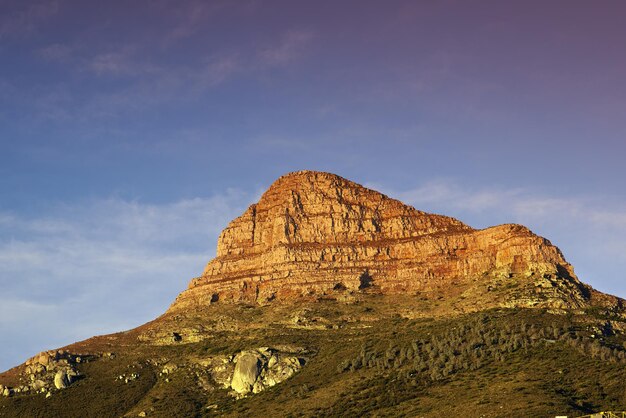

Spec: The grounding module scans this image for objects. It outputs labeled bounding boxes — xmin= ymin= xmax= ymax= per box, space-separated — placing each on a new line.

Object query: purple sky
xmin=1 ymin=0 xmax=626 ymax=371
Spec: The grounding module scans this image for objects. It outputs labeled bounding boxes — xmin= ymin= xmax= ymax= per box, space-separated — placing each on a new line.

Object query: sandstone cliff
xmin=170 ymin=171 xmax=613 ymax=313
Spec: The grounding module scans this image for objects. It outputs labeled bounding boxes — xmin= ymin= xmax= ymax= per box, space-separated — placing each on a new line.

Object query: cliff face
xmin=170 ymin=171 xmax=595 ymax=312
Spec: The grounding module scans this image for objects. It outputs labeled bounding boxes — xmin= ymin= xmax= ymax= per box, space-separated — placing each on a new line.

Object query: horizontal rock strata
xmin=170 ymin=171 xmax=596 ymax=311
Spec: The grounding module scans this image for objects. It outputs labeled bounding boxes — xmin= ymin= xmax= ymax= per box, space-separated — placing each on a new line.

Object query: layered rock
xmin=170 ymin=171 xmax=600 ymax=312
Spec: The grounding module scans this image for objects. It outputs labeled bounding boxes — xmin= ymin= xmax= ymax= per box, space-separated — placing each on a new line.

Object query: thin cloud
xmin=588 ymin=210 xmax=626 ymax=230
xmin=0 ymin=190 xmax=253 ymax=371
xmin=18 ymin=25 xmax=314 ymax=128
xmin=80 ymin=52 xmax=242 ymax=113
xmin=0 ymin=0 xmax=60 ymax=40
xmin=258 ymin=30 xmax=314 ymax=67
xmin=247 ymin=134 xmax=315 ymax=152
xmin=89 ymin=51 xmax=141 ymax=76
xmin=194 ymin=54 xmax=242 ymax=89
xmin=37 ymin=43 xmax=73 ymax=63
xmin=385 ymin=180 xmax=626 ymax=232
xmin=0 ymin=299 xmax=56 ymax=324
xmin=84 ymin=43 xmax=166 ymax=78
xmin=163 ymin=0 xmax=228 ymax=43
xmin=161 ymin=0 xmax=257 ymax=45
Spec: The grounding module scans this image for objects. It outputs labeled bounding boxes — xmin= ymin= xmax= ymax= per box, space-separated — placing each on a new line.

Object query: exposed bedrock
xmin=170 ymin=171 xmax=611 ymax=312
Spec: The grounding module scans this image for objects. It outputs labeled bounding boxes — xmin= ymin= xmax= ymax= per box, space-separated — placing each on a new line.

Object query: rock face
xmin=170 ymin=171 xmax=603 ymax=312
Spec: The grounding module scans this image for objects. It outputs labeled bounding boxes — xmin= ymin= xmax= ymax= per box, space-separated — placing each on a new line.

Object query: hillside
xmin=1 ymin=171 xmax=625 ymax=418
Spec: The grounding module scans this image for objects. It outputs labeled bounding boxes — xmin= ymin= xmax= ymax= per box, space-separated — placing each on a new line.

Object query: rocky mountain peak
xmin=216 ymin=170 xmax=471 ymax=258
xmin=169 ymin=171 xmax=603 ymax=312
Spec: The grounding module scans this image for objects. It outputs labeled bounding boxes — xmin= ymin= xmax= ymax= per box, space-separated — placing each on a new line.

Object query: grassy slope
xmin=1 ymin=299 xmax=626 ymax=418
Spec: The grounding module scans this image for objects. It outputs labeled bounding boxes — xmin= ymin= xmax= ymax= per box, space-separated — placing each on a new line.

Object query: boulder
xmin=231 ymin=352 xmax=262 ymax=394
xmin=54 ymin=371 xmax=69 ymax=389
xmin=224 ymin=348 xmax=306 ymax=396
xmin=32 ymin=380 xmax=46 ymax=391
xmin=37 ymin=353 xmax=50 ymax=366
xmin=26 ymin=363 xmax=46 ymax=375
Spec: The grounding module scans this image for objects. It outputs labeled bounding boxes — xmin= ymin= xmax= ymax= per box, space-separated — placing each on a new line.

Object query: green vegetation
xmin=2 ymin=300 xmax=626 ymax=417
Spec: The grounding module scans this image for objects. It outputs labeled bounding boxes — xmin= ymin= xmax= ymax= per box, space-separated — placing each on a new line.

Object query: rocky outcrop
xmin=170 ymin=171 xmax=603 ymax=312
xmin=231 ymin=352 xmax=261 ymax=394
xmin=1 ymin=350 xmax=86 ymax=397
xmin=230 ymin=348 xmax=304 ymax=396
xmin=185 ymin=346 xmax=307 ymax=397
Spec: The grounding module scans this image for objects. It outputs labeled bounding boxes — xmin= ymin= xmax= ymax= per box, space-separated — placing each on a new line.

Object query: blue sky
xmin=1 ymin=0 xmax=626 ymax=371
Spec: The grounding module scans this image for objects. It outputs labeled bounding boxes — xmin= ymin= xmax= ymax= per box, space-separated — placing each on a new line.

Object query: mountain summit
xmin=171 ymin=170 xmax=610 ymax=312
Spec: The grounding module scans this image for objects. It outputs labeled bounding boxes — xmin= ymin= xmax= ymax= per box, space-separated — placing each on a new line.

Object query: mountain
xmin=1 ymin=171 xmax=626 ymax=418
xmin=172 ymin=171 xmax=609 ymax=311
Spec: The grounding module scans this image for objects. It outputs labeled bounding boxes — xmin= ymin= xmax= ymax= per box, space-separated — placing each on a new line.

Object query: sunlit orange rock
xmin=170 ymin=171 xmax=613 ymax=312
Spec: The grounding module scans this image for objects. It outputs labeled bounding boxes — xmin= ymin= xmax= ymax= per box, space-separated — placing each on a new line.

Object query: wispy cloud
xmin=0 ymin=0 xmax=60 ymax=40
xmin=24 ymin=27 xmax=315 ymax=126
xmin=0 ymin=190 xmax=253 ymax=371
xmin=37 ymin=43 xmax=73 ymax=63
xmin=247 ymin=134 xmax=316 ymax=152
xmin=258 ymin=30 xmax=314 ymax=67
xmin=194 ymin=54 xmax=242 ymax=88
xmin=88 ymin=47 xmax=154 ymax=77
xmin=159 ymin=0 xmax=260 ymax=45
xmin=384 ymin=180 xmax=624 ymax=232
xmin=162 ymin=0 xmax=229 ymax=43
